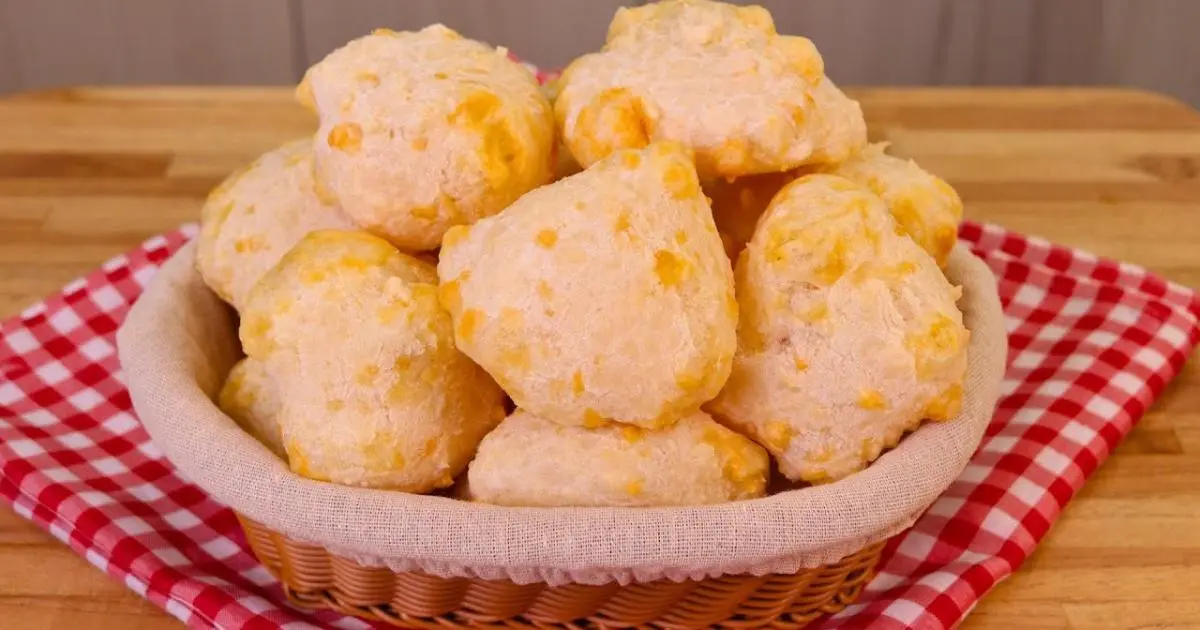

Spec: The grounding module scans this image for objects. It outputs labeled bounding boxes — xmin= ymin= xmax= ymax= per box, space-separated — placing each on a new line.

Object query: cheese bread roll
xmin=300 ymin=25 xmax=555 ymax=251
xmin=240 ymin=230 xmax=506 ymax=490
xmin=467 ymin=409 xmax=768 ymax=507
xmin=555 ymin=0 xmax=865 ymax=179
xmin=823 ymin=144 xmax=963 ymax=267
xmin=197 ymin=139 xmax=354 ymax=310
xmin=218 ymin=358 xmax=285 ymax=459
xmin=437 ymin=141 xmax=736 ymax=429
xmin=707 ymin=174 xmax=969 ymax=483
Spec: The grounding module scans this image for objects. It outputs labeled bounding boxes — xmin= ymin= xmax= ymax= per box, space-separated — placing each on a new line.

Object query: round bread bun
xmin=240 ymin=229 xmax=507 ymax=491
xmin=555 ymin=0 xmax=865 ymax=179
xmin=466 ymin=409 xmax=768 ymax=507
xmin=437 ymin=141 xmax=737 ymax=429
xmin=196 ymin=139 xmax=354 ymax=310
xmin=217 ymin=357 xmax=285 ymax=459
xmin=707 ymin=174 xmax=969 ymax=483
xmin=300 ymin=25 xmax=555 ymax=251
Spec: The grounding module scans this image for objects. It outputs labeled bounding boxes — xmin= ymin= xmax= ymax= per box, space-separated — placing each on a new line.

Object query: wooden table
xmin=1 ymin=86 xmax=1198 ymax=629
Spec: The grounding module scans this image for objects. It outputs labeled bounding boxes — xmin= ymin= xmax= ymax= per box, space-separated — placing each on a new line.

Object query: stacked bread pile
xmin=198 ymin=0 xmax=969 ymax=508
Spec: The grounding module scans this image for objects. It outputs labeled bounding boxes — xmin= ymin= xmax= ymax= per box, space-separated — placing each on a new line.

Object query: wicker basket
xmin=120 ymin=243 xmax=1007 ymax=630
xmin=238 ymin=514 xmax=886 ymax=629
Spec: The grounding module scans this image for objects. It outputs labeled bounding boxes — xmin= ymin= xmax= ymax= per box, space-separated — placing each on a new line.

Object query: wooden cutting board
xmin=0 ymin=86 xmax=1198 ymax=630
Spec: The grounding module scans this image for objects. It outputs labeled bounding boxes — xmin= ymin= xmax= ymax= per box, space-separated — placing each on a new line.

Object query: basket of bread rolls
xmin=117 ymin=1 xmax=1007 ymax=628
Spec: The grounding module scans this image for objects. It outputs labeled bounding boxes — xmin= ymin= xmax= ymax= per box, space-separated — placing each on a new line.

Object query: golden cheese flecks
xmin=441 ymin=225 xmax=470 ymax=249
xmin=536 ymin=229 xmax=559 ymax=248
xmin=702 ymin=424 xmax=768 ymax=496
xmin=437 ymin=279 xmax=463 ymax=313
xmin=327 ymin=122 xmax=363 ymax=152
xmin=583 ymin=408 xmax=609 ymax=429
xmin=662 ymin=159 xmax=700 ymax=199
xmin=614 ymin=211 xmax=633 ymax=234
xmin=925 ymin=383 xmax=964 ymax=421
xmin=457 ymin=309 xmax=483 ymax=343
xmin=654 ymin=249 xmax=687 ymax=286
xmin=857 ymin=389 xmax=888 ymax=410
xmin=763 ymin=420 xmax=793 ymax=450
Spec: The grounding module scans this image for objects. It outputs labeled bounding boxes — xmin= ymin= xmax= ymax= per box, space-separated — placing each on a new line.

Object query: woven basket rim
xmin=238 ymin=512 xmax=889 ymax=628
xmin=119 ymin=239 xmax=1007 ymax=584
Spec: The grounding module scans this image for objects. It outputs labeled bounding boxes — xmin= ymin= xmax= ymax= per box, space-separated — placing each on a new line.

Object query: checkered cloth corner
xmin=0 ymin=221 xmax=1197 ymax=630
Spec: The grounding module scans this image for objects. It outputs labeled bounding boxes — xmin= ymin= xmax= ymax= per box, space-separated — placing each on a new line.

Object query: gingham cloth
xmin=0 ymin=221 xmax=1197 ymax=630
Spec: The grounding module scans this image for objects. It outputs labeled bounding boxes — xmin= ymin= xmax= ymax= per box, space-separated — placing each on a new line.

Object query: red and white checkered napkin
xmin=0 ymin=221 xmax=1197 ymax=630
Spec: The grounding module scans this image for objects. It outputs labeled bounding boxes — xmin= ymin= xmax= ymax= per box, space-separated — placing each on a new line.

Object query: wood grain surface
xmin=0 ymin=87 xmax=1198 ymax=629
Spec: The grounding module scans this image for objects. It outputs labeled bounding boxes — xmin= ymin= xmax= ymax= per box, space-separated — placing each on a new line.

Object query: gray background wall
xmin=1 ymin=0 xmax=1197 ymax=106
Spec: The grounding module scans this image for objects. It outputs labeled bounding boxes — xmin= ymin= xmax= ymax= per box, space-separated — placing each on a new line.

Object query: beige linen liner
xmin=117 ymin=240 xmax=1006 ymax=587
